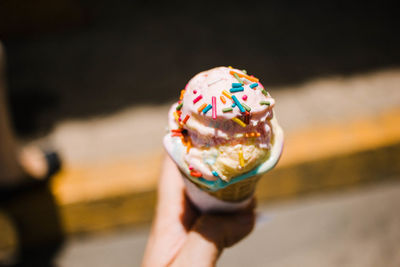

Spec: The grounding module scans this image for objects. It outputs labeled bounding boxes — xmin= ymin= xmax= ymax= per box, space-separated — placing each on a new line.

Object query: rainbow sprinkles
xmin=168 ymin=66 xmax=276 ymax=181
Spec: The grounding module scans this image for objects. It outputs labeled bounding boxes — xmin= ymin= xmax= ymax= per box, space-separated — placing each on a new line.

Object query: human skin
xmin=142 ymin=157 xmax=255 ymax=267
xmin=0 ymin=42 xmax=48 ymax=185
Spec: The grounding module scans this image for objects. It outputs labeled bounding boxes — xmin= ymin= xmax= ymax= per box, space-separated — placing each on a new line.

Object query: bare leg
xmin=0 ymin=42 xmax=47 ymax=185
xmin=0 ymin=42 xmax=24 ymax=184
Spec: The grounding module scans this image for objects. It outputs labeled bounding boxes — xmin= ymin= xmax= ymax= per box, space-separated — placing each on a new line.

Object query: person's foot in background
xmin=0 ymin=41 xmax=61 ymax=192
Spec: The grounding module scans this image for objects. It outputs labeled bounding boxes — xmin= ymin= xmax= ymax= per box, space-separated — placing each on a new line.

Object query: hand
xmin=142 ymin=157 xmax=255 ymax=267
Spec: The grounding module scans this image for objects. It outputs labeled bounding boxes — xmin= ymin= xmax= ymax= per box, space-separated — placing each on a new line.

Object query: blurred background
xmin=0 ymin=1 xmax=399 ymax=266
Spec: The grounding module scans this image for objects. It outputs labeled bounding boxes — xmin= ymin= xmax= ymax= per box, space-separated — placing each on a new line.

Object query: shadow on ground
xmin=0 ymin=183 xmax=64 ymax=266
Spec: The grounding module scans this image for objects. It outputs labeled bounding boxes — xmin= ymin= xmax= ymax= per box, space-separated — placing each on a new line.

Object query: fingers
xmin=191 ymin=203 xmax=256 ymax=249
xmin=143 ymin=156 xmax=201 ymax=267
xmin=170 ymin=209 xmax=256 ymax=266
xmin=169 ymin=230 xmax=221 ymax=267
xmin=156 ymin=156 xmax=200 ymax=229
xmin=158 ymin=156 xmax=185 ymax=206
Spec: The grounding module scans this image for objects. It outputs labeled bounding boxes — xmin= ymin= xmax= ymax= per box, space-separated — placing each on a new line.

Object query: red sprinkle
xmin=242 ymin=95 xmax=248 ymax=100
xmin=172 ymin=132 xmax=183 ymax=137
xmin=193 ymin=95 xmax=203 ymax=104
xmin=212 ymin=96 xmax=217 ymax=120
xmin=171 ymin=129 xmax=182 ymax=133
xmin=190 ymin=170 xmax=202 ymax=177
xmin=193 ymin=90 xmax=197 ymax=94
xmin=189 ymin=165 xmax=194 ymax=170
xmin=183 ymin=114 xmax=190 ymax=124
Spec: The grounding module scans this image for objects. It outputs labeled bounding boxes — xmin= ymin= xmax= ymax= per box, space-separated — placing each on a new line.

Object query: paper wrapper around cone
xmin=164 ymin=116 xmax=284 ymax=213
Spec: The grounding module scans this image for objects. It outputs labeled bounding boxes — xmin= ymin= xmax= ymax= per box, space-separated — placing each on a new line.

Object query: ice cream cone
xmin=201 ymin=174 xmax=261 ymax=202
xmin=181 ymin=172 xmax=256 ymax=212
xmin=163 ymin=67 xmax=284 ymax=212
xmin=166 ymin=116 xmax=283 ymax=212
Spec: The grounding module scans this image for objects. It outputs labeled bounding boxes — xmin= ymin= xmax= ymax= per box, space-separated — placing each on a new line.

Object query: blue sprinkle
xmin=232 ymin=83 xmax=242 ymax=88
xmin=202 ymin=104 xmax=212 ymax=114
xmin=232 ymin=95 xmax=245 ymax=112
xmin=232 ymin=103 xmax=236 ymax=108
xmin=250 ymin=83 xmax=259 ymax=88
xmin=212 ymin=171 xmax=219 ymax=177
xmin=230 ymin=87 xmax=244 ymax=93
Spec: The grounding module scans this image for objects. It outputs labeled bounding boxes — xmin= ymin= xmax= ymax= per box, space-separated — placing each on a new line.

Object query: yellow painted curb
xmin=41 ymin=108 xmax=400 ymax=234
xmin=51 ymin=108 xmax=400 ymax=205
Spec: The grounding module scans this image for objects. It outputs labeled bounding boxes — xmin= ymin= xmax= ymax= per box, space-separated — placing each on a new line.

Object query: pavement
xmin=1 ymin=5 xmax=399 ymax=264
xmin=1 ymin=68 xmax=400 ymax=265
xmin=45 ymin=67 xmax=400 ymax=165
xmin=44 ymin=68 xmax=400 ymax=206
xmin=54 ymin=180 xmax=400 ymax=267
xmin=51 ymin=68 xmax=400 ymax=267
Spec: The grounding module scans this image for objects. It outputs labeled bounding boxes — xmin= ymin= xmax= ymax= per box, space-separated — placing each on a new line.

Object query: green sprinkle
xmin=233 ymin=73 xmax=244 ymax=84
xmin=260 ymin=100 xmax=270 ymax=106
xmin=222 ymin=107 xmax=233 ymax=112
xmin=176 ymin=102 xmax=183 ymax=110
xmin=261 ymin=89 xmax=268 ymax=96
xmin=242 ymin=69 xmax=247 ymax=74
xmin=241 ymin=103 xmax=251 ymax=111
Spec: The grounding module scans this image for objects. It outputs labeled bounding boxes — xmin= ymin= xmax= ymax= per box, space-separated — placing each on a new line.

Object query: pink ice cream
xmin=166 ymin=67 xmax=276 ymax=182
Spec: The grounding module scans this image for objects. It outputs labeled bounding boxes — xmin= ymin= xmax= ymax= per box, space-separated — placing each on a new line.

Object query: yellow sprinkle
xmin=256 ymin=132 xmax=261 ymax=137
xmin=220 ymin=95 xmax=226 ymax=104
xmin=173 ymin=111 xmax=179 ymax=122
xmin=197 ymin=103 xmax=208 ymax=112
xmin=222 ymin=90 xmax=232 ymax=99
xmin=228 ymin=66 xmax=233 ymax=69
xmin=180 ymin=136 xmax=186 ymax=146
xmin=186 ymin=138 xmax=192 ymax=153
xmin=230 ymin=70 xmax=259 ymax=83
xmin=180 ymin=89 xmax=186 ymax=100
xmin=239 ymin=149 xmax=244 ymax=167
xmin=232 ymin=117 xmax=246 ymax=127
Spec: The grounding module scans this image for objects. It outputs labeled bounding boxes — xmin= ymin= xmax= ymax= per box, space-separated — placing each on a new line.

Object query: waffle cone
xmin=185 ymin=174 xmax=262 ymax=202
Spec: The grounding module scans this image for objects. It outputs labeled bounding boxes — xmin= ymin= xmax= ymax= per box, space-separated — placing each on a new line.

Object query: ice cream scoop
xmin=164 ymin=66 xmax=283 ymax=195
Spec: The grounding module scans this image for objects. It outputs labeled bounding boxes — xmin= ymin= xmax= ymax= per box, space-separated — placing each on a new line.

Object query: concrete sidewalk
xmin=45 ymin=68 xmax=400 ymax=205
xmin=24 ymin=67 xmax=400 ymax=235
xmin=1 ymin=68 xmax=399 ymax=262
xmin=55 ymin=180 xmax=400 ymax=267
xmin=46 ymin=68 xmax=400 ymax=165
